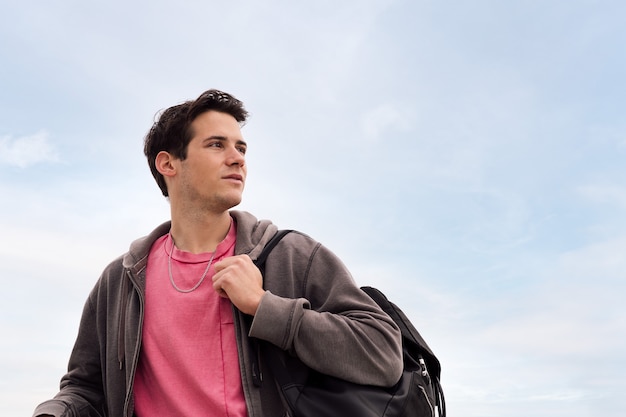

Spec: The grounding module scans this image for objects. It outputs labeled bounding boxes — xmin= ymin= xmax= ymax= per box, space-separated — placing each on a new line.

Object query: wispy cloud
xmin=0 ymin=131 xmax=59 ymax=168
xmin=2 ymin=0 xmax=625 ymax=416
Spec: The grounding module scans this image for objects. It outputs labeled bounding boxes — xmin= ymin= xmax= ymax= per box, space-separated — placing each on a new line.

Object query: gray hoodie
xmin=33 ymin=210 xmax=403 ymax=417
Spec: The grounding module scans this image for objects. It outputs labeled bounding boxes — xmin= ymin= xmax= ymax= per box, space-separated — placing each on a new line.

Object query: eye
xmin=207 ymin=141 xmax=223 ymax=148
xmin=237 ymin=145 xmax=247 ymax=155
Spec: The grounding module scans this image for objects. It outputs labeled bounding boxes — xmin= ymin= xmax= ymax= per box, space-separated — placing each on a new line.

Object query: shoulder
xmin=86 ymin=221 xmax=170 ymax=298
xmin=263 ymin=230 xmax=353 ymax=296
xmin=123 ymin=221 xmax=171 ymax=271
xmin=86 ymin=253 xmax=127 ymax=298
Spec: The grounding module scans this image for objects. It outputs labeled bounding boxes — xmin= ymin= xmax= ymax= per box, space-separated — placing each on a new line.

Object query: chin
xmin=220 ymin=195 xmax=243 ymax=211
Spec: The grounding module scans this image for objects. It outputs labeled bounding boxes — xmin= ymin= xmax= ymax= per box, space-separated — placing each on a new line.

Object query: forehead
xmin=189 ymin=110 xmax=243 ymax=139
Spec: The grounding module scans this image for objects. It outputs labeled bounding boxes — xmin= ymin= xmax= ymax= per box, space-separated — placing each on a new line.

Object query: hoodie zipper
xmin=121 ymin=269 xmax=145 ymax=417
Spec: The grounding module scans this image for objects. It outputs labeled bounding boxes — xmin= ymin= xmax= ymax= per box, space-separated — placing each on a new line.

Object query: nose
xmin=226 ymin=145 xmax=245 ymax=167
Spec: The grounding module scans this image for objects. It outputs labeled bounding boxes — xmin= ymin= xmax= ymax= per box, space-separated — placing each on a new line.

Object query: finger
xmin=212 ymin=276 xmax=229 ymax=298
xmin=213 ymin=259 xmax=227 ymax=272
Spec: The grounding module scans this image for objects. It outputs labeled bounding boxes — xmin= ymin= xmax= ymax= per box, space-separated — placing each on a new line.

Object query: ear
xmin=155 ymin=151 xmax=177 ymax=178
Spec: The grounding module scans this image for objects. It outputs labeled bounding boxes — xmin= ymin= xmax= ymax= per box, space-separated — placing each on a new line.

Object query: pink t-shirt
xmin=133 ymin=222 xmax=248 ymax=417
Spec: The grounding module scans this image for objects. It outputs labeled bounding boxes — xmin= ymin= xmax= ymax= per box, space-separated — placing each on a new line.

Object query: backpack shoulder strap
xmin=255 ymin=229 xmax=293 ymax=268
xmin=248 ymin=229 xmax=293 ymax=387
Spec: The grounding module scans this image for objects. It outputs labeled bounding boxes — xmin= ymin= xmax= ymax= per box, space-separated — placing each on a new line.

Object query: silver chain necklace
xmin=167 ymin=233 xmax=217 ymax=293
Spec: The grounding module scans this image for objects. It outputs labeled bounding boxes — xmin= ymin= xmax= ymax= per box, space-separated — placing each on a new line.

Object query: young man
xmin=33 ymin=89 xmax=403 ymax=417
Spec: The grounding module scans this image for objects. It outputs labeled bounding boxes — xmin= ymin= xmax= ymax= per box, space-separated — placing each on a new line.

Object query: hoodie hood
xmin=230 ymin=210 xmax=278 ymax=259
xmin=121 ymin=210 xmax=277 ymax=281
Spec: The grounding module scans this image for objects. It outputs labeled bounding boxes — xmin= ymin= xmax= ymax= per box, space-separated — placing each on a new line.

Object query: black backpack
xmin=255 ymin=230 xmax=446 ymax=417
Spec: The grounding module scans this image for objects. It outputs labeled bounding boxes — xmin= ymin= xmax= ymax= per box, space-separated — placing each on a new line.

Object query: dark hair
xmin=143 ymin=89 xmax=249 ymax=196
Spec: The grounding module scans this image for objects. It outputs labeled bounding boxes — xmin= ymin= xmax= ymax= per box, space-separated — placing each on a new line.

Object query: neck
xmin=169 ymin=210 xmax=232 ymax=254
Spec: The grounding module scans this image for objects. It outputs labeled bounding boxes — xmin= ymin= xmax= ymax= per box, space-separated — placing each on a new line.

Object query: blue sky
xmin=1 ymin=1 xmax=625 ymax=416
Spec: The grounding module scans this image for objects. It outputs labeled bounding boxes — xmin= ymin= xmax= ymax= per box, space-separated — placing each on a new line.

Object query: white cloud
xmin=3 ymin=1 xmax=626 ymax=416
xmin=0 ymin=131 xmax=59 ymax=168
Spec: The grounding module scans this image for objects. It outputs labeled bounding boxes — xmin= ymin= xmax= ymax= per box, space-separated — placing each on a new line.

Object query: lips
xmin=223 ymin=174 xmax=244 ymax=182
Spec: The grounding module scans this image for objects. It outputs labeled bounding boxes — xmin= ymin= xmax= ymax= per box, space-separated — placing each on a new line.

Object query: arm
xmin=249 ymin=235 xmax=403 ymax=387
xmin=33 ymin=292 xmax=106 ymax=417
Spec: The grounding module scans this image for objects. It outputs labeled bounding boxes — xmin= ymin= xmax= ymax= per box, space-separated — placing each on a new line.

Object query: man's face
xmin=174 ymin=110 xmax=247 ymax=212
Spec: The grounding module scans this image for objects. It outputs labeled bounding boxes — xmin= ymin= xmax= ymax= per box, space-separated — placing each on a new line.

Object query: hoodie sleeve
xmin=33 ymin=292 xmax=106 ymax=417
xmin=249 ymin=233 xmax=403 ymax=387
